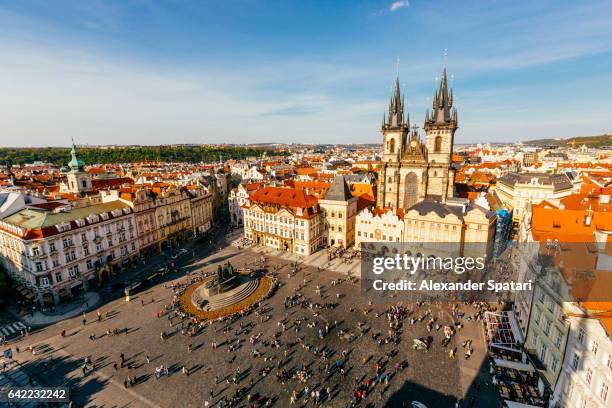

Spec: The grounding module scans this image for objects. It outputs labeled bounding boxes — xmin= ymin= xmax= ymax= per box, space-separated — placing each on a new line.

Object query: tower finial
xmin=443 ymin=48 xmax=448 ymax=68
xmin=396 ymin=57 xmax=400 ymax=78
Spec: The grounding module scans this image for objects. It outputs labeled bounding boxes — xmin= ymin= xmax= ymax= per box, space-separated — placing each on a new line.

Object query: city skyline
xmin=1 ymin=0 xmax=611 ymax=147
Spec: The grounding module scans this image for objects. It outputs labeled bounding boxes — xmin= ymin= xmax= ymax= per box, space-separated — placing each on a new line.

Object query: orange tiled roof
xmin=295 ymin=167 xmax=318 ymax=176
xmin=92 ymin=177 xmax=134 ymax=190
xmin=371 ymin=206 xmax=405 ymax=220
xmin=531 ymin=204 xmax=612 ymax=242
xmin=351 ymin=183 xmax=375 ymax=201
xmin=249 ymin=186 xmax=318 ymax=209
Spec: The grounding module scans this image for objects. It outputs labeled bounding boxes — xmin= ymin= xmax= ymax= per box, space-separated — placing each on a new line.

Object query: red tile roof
xmin=249 ymin=186 xmax=318 ymax=209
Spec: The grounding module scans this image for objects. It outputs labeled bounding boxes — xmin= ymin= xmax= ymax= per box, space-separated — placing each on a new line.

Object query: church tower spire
xmin=426 ymin=67 xmax=457 ymax=125
xmin=61 ymin=138 xmax=92 ymax=194
xmin=423 ymin=63 xmax=459 ymax=201
xmin=386 ymin=77 xmax=409 ymax=129
xmin=68 ymin=138 xmax=85 ymax=173
xmin=378 ymin=72 xmax=411 ymax=210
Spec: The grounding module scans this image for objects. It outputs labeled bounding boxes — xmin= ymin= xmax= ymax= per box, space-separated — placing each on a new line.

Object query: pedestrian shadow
xmin=136 ymin=372 xmax=152 ymax=384
xmin=149 ymin=354 xmax=164 ymax=363
xmin=126 ymin=351 xmax=143 ymax=362
xmin=189 ymin=363 xmax=204 ymax=374
xmin=279 ymin=356 xmax=293 ymax=368
xmin=167 ymin=362 xmax=183 ymax=376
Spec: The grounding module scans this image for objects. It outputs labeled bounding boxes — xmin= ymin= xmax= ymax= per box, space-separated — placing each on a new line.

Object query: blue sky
xmin=0 ymin=0 xmax=611 ymax=146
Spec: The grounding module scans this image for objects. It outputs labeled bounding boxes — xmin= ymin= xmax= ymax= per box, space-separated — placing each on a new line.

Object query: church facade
xmin=377 ymin=68 xmax=458 ymax=209
xmin=357 ymin=66 xmax=496 ymax=252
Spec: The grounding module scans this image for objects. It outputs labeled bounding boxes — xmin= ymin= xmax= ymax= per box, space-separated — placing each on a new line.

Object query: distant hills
xmin=524 ymin=132 xmax=612 ymax=148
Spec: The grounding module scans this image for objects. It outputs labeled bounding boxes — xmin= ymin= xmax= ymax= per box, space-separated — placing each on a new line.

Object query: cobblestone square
xmin=7 ymin=239 xmax=494 ymax=408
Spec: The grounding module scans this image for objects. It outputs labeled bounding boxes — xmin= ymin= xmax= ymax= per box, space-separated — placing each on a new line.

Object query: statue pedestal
xmin=201 ymin=275 xmax=239 ymax=297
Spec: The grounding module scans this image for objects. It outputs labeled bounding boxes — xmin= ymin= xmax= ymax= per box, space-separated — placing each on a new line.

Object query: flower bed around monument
xmin=179 ymin=276 xmax=272 ymax=321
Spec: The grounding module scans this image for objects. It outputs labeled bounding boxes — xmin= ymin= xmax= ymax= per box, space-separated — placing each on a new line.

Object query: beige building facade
xmin=243 ymin=186 xmax=323 ymax=255
xmin=319 ymin=175 xmax=357 ymax=248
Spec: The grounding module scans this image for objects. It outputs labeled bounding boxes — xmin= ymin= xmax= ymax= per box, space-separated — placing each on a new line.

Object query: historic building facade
xmin=376 ymin=68 xmax=458 ymax=209
xmin=359 ymin=67 xmax=495 ymax=252
xmin=319 ymin=175 xmax=358 ymax=248
xmin=228 ymin=183 xmax=264 ymax=226
xmin=154 ymin=185 xmax=192 ymax=250
xmin=0 ymin=201 xmax=138 ymax=305
xmin=186 ymin=185 xmax=214 ymax=237
xmin=242 ymin=186 xmax=323 ymax=255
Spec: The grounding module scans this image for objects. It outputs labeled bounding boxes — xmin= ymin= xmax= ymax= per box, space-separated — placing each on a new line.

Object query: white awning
xmin=507 ymin=311 xmax=525 ymax=344
xmin=494 ymin=358 xmax=535 ymax=373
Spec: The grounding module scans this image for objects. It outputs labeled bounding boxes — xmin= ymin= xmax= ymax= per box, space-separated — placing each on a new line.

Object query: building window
xmin=35 ymin=262 xmax=43 ymax=272
xmin=55 ymin=272 xmax=62 ymax=283
xmin=601 ymin=383 xmax=608 ymax=402
xmin=578 ymin=328 xmax=585 ymax=344
xmin=543 ymin=319 xmax=551 ymax=335
xmin=66 ymin=251 xmax=76 ymax=262
xmin=586 ymin=368 xmax=592 ymax=385
xmin=40 ymin=277 xmax=49 ymax=287
xmin=86 ymin=260 xmax=93 ymax=270
xmin=49 ymin=242 xmax=56 ymax=252
xmin=572 ymin=353 xmax=580 ymax=370
xmin=389 ymin=138 xmax=395 ymax=153
xmin=538 ymin=289 xmax=545 ymax=303
xmin=434 ymin=136 xmax=442 ymax=152
xmin=592 ymin=342 xmax=599 ymax=356
xmin=83 ymin=246 xmax=89 ymax=256
xmin=539 ymin=343 xmax=547 ymax=363
xmin=555 ymin=330 xmax=562 ymax=348
xmin=550 ymin=357 xmax=558 ymax=373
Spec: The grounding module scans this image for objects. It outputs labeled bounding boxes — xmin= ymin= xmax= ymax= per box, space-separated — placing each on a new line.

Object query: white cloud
xmin=389 ymin=1 xmax=409 ymax=12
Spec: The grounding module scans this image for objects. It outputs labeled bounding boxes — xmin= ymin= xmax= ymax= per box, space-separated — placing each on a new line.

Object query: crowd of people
xmin=5 ymin=242 xmax=497 ymax=408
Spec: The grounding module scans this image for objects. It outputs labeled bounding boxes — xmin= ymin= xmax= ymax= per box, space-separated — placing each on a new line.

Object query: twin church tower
xmin=377 ymin=67 xmax=458 ymax=210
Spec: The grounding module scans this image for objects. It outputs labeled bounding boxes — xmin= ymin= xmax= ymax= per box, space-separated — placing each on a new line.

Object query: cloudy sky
xmin=0 ymin=0 xmax=611 ymax=146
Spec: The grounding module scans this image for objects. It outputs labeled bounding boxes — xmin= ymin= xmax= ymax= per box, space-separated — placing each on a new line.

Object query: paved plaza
xmin=4 ymin=235 xmax=498 ymax=408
